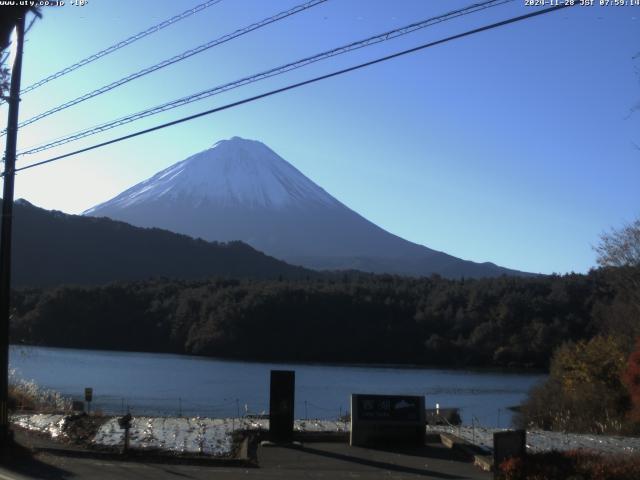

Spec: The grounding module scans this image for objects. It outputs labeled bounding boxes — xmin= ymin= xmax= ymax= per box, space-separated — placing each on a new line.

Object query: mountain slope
xmin=7 ymin=199 xmax=311 ymax=287
xmin=85 ymin=136 xmax=530 ymax=278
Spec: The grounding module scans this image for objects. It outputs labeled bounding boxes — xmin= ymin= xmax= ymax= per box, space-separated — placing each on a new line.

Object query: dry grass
xmin=498 ymin=450 xmax=640 ymax=480
xmin=8 ymin=369 xmax=71 ymax=413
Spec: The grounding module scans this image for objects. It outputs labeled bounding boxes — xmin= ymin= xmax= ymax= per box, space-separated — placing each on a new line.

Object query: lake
xmin=9 ymin=345 xmax=545 ymax=427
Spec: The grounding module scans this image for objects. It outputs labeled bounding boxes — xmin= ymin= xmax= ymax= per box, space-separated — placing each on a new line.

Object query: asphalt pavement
xmin=0 ymin=438 xmax=490 ymax=480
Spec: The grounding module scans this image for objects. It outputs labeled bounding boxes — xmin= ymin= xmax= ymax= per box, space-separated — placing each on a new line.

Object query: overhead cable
xmin=7 ymin=2 xmax=576 ymax=177
xmin=9 ymin=0 xmax=225 ymax=101
xmin=5 ymin=0 xmax=328 ymax=134
xmin=18 ymin=0 xmax=512 ymax=155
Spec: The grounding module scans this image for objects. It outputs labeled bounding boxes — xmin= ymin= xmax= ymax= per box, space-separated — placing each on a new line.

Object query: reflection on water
xmin=9 ymin=345 xmax=545 ymax=427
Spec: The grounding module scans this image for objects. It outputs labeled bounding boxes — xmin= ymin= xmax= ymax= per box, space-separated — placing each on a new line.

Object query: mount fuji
xmin=84 ymin=137 xmax=527 ymax=278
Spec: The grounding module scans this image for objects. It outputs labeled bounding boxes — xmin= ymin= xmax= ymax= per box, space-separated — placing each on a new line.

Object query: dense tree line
xmin=9 ymin=267 xmax=639 ymax=369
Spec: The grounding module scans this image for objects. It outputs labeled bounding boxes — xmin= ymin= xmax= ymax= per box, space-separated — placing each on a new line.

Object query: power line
xmin=18 ymin=0 xmax=512 ymax=156
xmin=5 ymin=0 xmax=224 ymax=102
xmin=5 ymin=0 xmax=328 ymax=135
xmin=6 ymin=2 xmax=575 ymax=177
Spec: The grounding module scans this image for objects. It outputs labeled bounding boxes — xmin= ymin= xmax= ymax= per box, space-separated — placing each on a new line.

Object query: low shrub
xmin=517 ymin=336 xmax=633 ymax=434
xmin=8 ymin=369 xmax=71 ymax=412
xmin=497 ymin=450 xmax=640 ymax=480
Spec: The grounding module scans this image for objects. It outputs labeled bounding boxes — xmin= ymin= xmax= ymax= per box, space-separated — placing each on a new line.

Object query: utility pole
xmin=0 ymin=14 xmax=26 ymax=448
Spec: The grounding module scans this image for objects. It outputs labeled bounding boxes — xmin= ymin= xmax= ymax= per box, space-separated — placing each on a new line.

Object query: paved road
xmin=0 ymin=441 xmax=490 ymax=480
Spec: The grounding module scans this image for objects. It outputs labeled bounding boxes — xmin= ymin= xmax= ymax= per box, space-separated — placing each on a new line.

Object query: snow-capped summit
xmin=84 ymin=136 xmax=338 ymax=213
xmin=84 ymin=137 xmax=527 ymax=278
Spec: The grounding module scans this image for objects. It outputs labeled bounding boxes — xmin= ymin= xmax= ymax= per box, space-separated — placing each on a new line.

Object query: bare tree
xmin=596 ymin=218 xmax=640 ymax=269
xmin=0 ymin=51 xmax=9 ymax=100
xmin=596 ymin=218 xmax=640 ymax=315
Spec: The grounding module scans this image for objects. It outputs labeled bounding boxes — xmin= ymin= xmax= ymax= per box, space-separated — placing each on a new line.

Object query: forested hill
xmin=11 ymin=267 xmax=639 ymax=369
xmin=5 ymin=199 xmax=312 ymax=287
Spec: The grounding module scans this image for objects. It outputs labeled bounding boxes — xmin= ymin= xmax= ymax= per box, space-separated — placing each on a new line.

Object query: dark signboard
xmin=355 ymin=394 xmax=421 ymax=422
xmin=350 ymin=394 xmax=425 ymax=447
xmin=269 ymin=370 xmax=295 ymax=443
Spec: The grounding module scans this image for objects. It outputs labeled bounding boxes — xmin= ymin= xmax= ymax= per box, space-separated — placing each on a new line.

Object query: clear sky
xmin=1 ymin=0 xmax=638 ymax=275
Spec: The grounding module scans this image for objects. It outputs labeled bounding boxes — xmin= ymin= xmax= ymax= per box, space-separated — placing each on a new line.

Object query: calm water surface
xmin=10 ymin=345 xmax=545 ymax=427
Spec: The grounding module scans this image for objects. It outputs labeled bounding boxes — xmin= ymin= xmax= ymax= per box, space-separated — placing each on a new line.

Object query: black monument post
xmin=269 ymin=370 xmax=295 ymax=443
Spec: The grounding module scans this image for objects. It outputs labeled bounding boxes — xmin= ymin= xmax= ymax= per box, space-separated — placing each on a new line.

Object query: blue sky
xmin=1 ymin=0 xmax=638 ymax=274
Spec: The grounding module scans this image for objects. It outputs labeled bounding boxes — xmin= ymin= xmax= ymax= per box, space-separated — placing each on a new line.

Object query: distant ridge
xmin=7 ymin=199 xmax=311 ymax=287
xmin=85 ymin=136 xmax=532 ymax=279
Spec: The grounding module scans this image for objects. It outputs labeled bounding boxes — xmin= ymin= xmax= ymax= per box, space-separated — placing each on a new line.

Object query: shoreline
xmin=9 ymin=343 xmax=548 ymax=374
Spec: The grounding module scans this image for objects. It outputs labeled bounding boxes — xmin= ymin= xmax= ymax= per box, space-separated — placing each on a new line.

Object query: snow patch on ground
xmin=94 ymin=417 xmax=237 ymax=456
xmin=12 ymin=414 xmax=67 ymax=439
xmin=15 ymin=414 xmax=638 ymax=458
xmin=428 ymin=426 xmax=640 ymax=455
xmin=92 ymin=417 xmax=347 ymax=456
xmin=295 ymin=419 xmax=349 ymax=433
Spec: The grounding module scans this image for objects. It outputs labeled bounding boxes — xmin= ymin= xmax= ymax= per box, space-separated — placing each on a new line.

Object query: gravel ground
xmin=14 ymin=414 xmax=639 ymax=457
xmin=12 ymin=414 xmax=349 ymax=457
xmin=94 ymin=417 xmax=349 ymax=456
xmin=427 ymin=425 xmax=640 ymax=455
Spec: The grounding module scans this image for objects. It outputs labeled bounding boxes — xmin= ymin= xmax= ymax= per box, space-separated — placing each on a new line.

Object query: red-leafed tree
xmin=623 ymin=337 xmax=640 ymax=422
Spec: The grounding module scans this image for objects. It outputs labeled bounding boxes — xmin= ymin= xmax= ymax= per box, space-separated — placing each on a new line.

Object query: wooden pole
xmin=0 ymin=13 xmax=25 ymax=448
